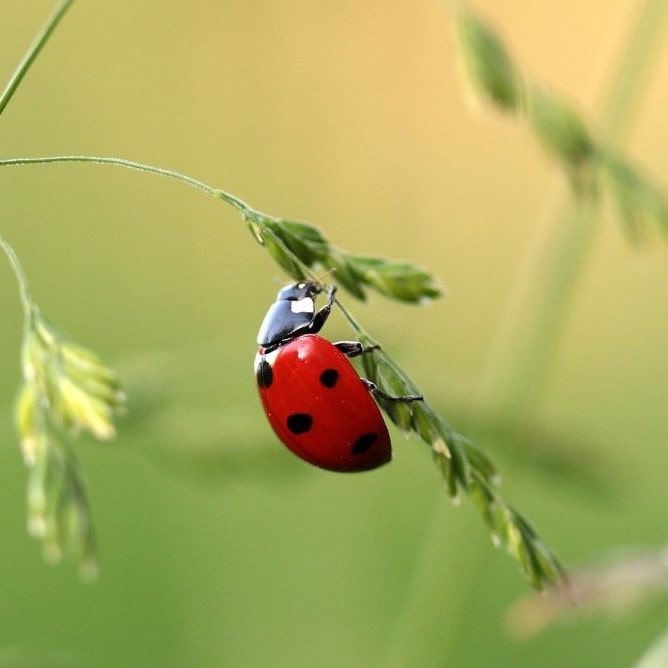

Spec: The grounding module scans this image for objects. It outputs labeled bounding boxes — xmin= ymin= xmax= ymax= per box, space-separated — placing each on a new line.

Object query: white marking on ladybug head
xmin=290 ymin=297 xmax=314 ymax=314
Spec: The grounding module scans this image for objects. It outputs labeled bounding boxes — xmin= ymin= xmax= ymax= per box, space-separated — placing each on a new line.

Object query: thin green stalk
xmin=0 ymin=0 xmax=75 ymax=118
xmin=493 ymin=191 xmax=598 ymax=425
xmin=0 ymin=156 xmax=218 ymax=197
xmin=0 ymin=234 xmax=33 ymax=318
xmin=334 ymin=296 xmax=371 ymax=338
xmin=599 ymin=0 xmax=668 ymax=139
xmin=0 ymin=155 xmax=268 ymax=219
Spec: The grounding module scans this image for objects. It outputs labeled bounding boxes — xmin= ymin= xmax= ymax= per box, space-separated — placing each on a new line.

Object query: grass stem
xmin=0 ymin=0 xmax=75 ymax=118
xmin=0 ymin=156 xmax=218 ymax=196
xmin=0 ymin=234 xmax=33 ymax=318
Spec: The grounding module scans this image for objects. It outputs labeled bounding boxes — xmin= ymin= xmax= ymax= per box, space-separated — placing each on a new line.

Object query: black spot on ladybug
xmin=319 ymin=368 xmax=339 ymax=388
xmin=287 ymin=413 xmax=313 ymax=434
xmin=256 ymin=358 xmax=273 ymax=388
xmin=351 ymin=432 xmax=378 ymax=455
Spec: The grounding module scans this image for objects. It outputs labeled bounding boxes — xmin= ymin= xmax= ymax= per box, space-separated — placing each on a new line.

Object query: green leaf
xmin=411 ymin=402 xmax=437 ymax=445
xmin=262 ymin=231 xmax=309 ymax=280
xmin=22 ymin=314 xmax=125 ymax=441
xmin=25 ymin=434 xmax=97 ymax=578
xmin=327 ymin=250 xmax=367 ymax=300
xmin=350 ymin=256 xmax=442 ymax=303
xmin=459 ymin=435 xmax=498 ymax=486
xmin=270 ymin=219 xmax=329 ymax=265
xmin=454 ymin=9 xmax=522 ymax=112
xmin=245 ymin=206 xmax=443 ymax=304
xmin=436 ymin=426 xmax=470 ymax=494
xmin=601 ymin=153 xmax=668 ymax=239
xmin=468 ymin=474 xmax=495 ymax=526
xmin=360 ymin=348 xmax=424 ymax=433
xmin=468 ymin=475 xmax=564 ymax=588
xmin=526 ymin=86 xmax=595 ymax=170
xmin=431 ymin=440 xmax=459 ymax=499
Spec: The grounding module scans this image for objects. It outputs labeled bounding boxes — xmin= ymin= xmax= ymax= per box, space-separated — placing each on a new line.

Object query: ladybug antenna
xmin=313 ymin=267 xmax=337 ymax=291
xmin=319 ymin=267 xmax=336 ymax=281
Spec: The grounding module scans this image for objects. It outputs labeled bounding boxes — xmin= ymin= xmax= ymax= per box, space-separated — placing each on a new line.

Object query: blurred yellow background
xmin=1 ymin=1 xmax=668 ymax=666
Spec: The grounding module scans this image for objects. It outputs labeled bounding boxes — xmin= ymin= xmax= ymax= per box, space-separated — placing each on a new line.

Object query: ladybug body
xmin=256 ymin=334 xmax=391 ymax=471
xmin=254 ymin=281 xmax=420 ymax=473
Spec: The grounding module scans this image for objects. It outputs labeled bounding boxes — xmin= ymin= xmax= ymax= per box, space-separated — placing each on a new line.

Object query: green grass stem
xmin=0 ymin=234 xmax=34 ymax=319
xmin=0 ymin=0 xmax=74 ymax=118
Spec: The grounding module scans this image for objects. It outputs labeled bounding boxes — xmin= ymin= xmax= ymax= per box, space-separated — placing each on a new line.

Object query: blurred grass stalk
xmin=475 ymin=0 xmax=668 ymax=426
xmin=385 ymin=1 xmax=668 ymax=664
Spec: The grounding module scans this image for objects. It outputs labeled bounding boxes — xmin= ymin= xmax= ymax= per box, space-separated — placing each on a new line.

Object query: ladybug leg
xmin=308 ymin=285 xmax=338 ymax=334
xmin=334 ymin=341 xmax=381 ymax=358
xmin=361 ymin=379 xmax=423 ymax=402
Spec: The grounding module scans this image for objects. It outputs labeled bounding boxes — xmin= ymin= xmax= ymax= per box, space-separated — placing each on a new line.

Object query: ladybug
xmin=254 ymin=281 xmax=422 ymax=472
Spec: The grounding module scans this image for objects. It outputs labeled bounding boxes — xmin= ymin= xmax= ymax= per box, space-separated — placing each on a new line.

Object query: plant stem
xmin=476 ymin=0 xmax=668 ymax=425
xmin=598 ymin=0 xmax=668 ymax=140
xmin=0 ymin=0 xmax=75 ymax=118
xmin=488 ymin=189 xmax=598 ymax=425
xmin=0 ymin=156 xmax=218 ymax=196
xmin=0 ymin=155 xmax=272 ymax=220
xmin=0 ymin=234 xmax=33 ymax=318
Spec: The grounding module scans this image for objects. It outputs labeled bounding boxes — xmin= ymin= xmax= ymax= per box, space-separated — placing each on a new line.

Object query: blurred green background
xmin=2 ymin=1 xmax=668 ymax=666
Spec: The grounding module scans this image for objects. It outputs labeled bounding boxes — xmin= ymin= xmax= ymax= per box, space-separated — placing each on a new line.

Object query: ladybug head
xmin=275 ymin=281 xmax=321 ymax=302
xmin=258 ymin=281 xmax=326 ymax=349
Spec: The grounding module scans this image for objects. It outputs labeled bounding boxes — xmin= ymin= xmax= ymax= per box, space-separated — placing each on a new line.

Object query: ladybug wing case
xmin=255 ymin=334 xmax=391 ymax=472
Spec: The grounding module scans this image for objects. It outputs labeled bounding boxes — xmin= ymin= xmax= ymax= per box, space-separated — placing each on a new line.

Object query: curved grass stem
xmin=0 ymin=155 xmax=272 ymax=222
xmin=0 ymin=234 xmax=34 ymax=319
xmin=0 ymin=156 xmax=218 ymax=196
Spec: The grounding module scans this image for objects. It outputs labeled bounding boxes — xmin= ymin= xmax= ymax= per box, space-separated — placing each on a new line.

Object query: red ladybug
xmin=254 ymin=281 xmax=422 ymax=472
